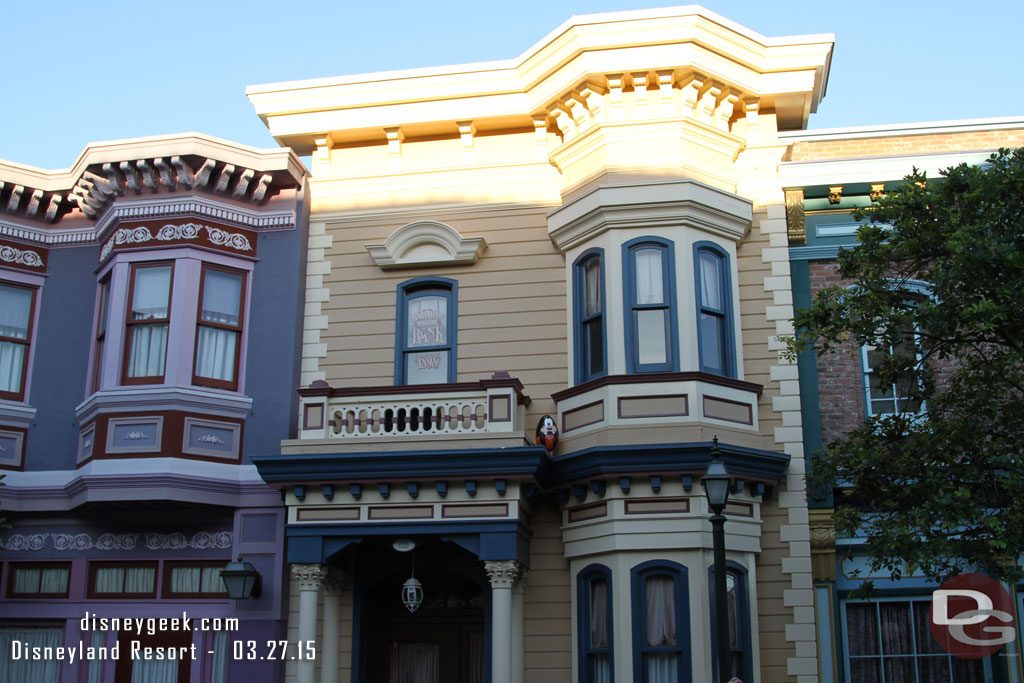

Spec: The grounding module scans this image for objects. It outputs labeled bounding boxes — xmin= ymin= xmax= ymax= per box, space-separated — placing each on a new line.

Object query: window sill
xmin=75 ymin=386 xmax=253 ymax=425
xmin=0 ymin=400 xmax=36 ymax=428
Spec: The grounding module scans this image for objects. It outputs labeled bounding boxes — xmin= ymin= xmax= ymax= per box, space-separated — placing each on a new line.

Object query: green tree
xmin=793 ymin=148 xmax=1024 ymax=584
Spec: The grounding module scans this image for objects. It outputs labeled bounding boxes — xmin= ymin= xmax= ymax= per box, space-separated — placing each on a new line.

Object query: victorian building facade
xmin=781 ymin=117 xmax=1024 ymax=683
xmin=247 ymin=8 xmax=832 ymax=683
xmin=0 ymin=134 xmax=308 ymax=682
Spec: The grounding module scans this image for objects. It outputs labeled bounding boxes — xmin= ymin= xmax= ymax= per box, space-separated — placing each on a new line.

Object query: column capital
xmin=485 ymin=560 xmax=521 ymax=589
xmin=323 ymin=569 xmax=345 ymax=596
xmin=291 ymin=563 xmax=328 ymax=591
xmin=513 ymin=568 xmax=529 ymax=592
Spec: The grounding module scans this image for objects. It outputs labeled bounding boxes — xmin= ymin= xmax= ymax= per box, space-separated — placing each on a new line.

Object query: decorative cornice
xmin=99 ymin=222 xmax=254 ymax=262
xmin=291 ymin=563 xmax=329 ymax=591
xmin=2 ymin=530 xmax=232 ymax=552
xmin=365 ymin=220 xmax=486 ymax=270
xmin=547 ymin=178 xmax=752 ymax=252
xmin=484 ymin=559 xmax=520 ymax=589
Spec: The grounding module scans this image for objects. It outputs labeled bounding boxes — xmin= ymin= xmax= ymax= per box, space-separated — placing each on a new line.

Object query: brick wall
xmin=789 ymin=129 xmax=1024 ymax=162
xmin=807 ymin=260 xmax=865 ymax=442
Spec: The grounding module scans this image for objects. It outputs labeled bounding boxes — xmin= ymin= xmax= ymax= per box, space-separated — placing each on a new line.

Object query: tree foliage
xmin=793 ymin=148 xmax=1024 ymax=584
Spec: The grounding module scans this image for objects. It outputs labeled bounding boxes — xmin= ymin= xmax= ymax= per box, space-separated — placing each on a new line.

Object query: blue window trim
xmin=693 ymin=242 xmax=736 ymax=378
xmin=631 ymin=560 xmax=691 ymax=683
xmin=578 ymin=564 xmax=614 ymax=683
xmin=622 ymin=237 xmax=679 ymax=373
xmin=573 ymin=249 xmax=608 ymax=385
xmin=708 ymin=560 xmax=753 ymax=683
xmin=394 ymin=276 xmax=458 ymax=384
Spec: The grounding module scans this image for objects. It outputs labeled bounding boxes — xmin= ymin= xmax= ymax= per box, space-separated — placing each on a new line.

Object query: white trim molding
xmin=365 ymin=220 xmax=487 ymax=269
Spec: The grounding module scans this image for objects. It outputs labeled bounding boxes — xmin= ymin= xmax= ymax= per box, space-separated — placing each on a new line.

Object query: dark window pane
xmin=883 ymin=656 xmax=916 ymax=683
xmin=700 ymin=313 xmax=723 ymax=371
xmin=846 ymin=603 xmax=880 ymax=655
xmin=917 ymin=656 xmax=952 ymax=682
xmin=879 ymin=602 xmax=913 ymax=654
xmin=585 ymin=259 xmax=601 ymax=316
xmin=849 ymin=658 xmax=882 ymax=683
xmin=951 ymin=656 xmax=985 ymax=682
xmin=699 ymin=251 xmax=722 ymax=310
xmin=586 ymin=319 xmax=604 ymax=376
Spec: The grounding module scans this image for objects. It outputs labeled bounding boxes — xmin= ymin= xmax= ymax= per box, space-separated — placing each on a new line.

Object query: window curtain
xmin=88 ymin=630 xmax=105 ymax=683
xmin=195 ymin=327 xmax=237 ymax=381
xmin=172 ymin=567 xmax=201 ymax=593
xmin=645 ymin=576 xmax=676 ymax=683
xmin=210 ymin=631 xmax=229 ymax=683
xmin=0 ymin=285 xmax=31 ymax=393
xmin=699 ymin=252 xmax=722 ymax=310
xmin=590 ymin=578 xmax=611 ymax=683
xmin=201 ymin=566 xmax=222 ymax=592
xmin=94 ymin=567 xmax=123 ymax=593
xmin=127 ymin=323 xmax=168 ymax=377
xmin=0 ymin=627 xmax=62 ymax=683
xmin=125 ymin=567 xmax=155 ymax=593
xmin=634 ymin=248 xmax=663 ymax=304
xmin=13 ymin=568 xmax=40 ymax=593
xmin=131 ymin=657 xmax=178 ymax=683
xmin=585 ymin=260 xmax=601 ymax=316
xmin=201 ymin=270 xmax=242 ymax=325
xmin=389 ymin=642 xmax=439 ymax=683
xmin=40 ymin=567 xmax=68 ymax=593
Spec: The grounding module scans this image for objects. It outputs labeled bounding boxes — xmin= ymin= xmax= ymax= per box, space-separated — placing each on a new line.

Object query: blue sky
xmin=3 ymin=0 xmax=1020 ymax=169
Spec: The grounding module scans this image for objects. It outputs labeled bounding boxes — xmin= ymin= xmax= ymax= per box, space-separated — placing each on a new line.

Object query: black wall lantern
xmin=220 ymin=558 xmax=262 ymax=600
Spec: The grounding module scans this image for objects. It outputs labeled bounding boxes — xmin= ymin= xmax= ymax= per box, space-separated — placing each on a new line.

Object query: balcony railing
xmin=296 ymin=372 xmax=530 ymax=443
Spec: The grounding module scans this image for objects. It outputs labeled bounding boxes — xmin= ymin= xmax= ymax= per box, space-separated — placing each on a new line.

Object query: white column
xmin=292 ymin=564 xmax=328 ymax=683
xmin=320 ymin=571 xmax=344 ymax=683
xmin=486 ymin=560 xmax=520 ymax=683
xmin=511 ymin=569 xmax=528 ymax=683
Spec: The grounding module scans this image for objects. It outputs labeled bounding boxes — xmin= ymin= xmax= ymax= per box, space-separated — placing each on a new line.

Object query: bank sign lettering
xmin=929 ymin=573 xmax=1015 ymax=659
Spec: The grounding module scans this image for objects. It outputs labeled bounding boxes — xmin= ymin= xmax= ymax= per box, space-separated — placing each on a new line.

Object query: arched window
xmin=578 ymin=564 xmax=614 ymax=683
xmin=573 ymin=249 xmax=606 ymax=384
xmin=631 ymin=560 xmax=690 ymax=683
xmin=708 ymin=561 xmax=752 ymax=683
xmin=395 ymin=277 xmax=457 ymax=384
xmin=694 ymin=243 xmax=735 ymax=377
xmin=623 ymin=238 xmax=678 ymax=373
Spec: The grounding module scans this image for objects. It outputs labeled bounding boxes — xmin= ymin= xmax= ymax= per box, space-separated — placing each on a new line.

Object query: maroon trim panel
xmin=725 ymin=501 xmax=755 ymax=518
xmin=567 ymin=501 xmax=608 ymax=523
xmin=561 ymin=399 xmax=604 ymax=434
xmin=551 ymin=371 xmax=763 ymax=403
xmin=701 ymin=395 xmax=755 ymax=425
xmin=0 ymin=238 xmax=48 ymax=273
xmin=616 ymin=394 xmax=689 ymax=419
xmin=100 ymin=218 xmax=257 ymax=264
xmin=624 ymin=497 xmax=691 ymax=515
xmin=79 ymin=410 xmax=244 ymax=466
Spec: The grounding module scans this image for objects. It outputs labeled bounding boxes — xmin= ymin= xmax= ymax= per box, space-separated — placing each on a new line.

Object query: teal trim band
xmin=790 ymin=245 xmax=844 ymax=261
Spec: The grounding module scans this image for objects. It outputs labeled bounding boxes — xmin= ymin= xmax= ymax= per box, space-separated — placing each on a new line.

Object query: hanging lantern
xmin=402 ymin=576 xmax=423 ymax=612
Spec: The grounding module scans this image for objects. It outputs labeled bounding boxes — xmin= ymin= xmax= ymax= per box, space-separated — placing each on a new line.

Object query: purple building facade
xmin=0 ymin=134 xmax=308 ymax=683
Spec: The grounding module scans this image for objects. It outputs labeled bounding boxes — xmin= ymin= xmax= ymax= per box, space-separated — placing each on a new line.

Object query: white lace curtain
xmin=389 ymin=642 xmax=439 ymax=683
xmin=699 ymin=251 xmax=722 ymax=310
xmin=170 ymin=566 xmax=222 ymax=593
xmin=131 ymin=657 xmax=178 ymax=683
xmin=634 ymin=248 xmax=664 ymax=304
xmin=195 ymin=326 xmax=237 ymax=381
xmin=0 ymin=285 xmax=31 ymax=393
xmin=0 ymin=627 xmax=62 ymax=683
xmin=645 ymin=576 xmax=677 ymax=683
xmin=126 ymin=267 xmax=170 ymax=378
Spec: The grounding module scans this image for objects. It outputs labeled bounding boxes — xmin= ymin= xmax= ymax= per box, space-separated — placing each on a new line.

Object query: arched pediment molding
xmin=365 ymin=220 xmax=486 ymax=269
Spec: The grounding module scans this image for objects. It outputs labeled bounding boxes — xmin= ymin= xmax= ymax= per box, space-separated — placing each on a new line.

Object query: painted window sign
xmin=397 ymin=279 xmax=456 ymax=385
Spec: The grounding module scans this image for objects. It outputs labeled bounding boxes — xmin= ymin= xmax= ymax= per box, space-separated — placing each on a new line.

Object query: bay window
xmin=194 ymin=265 xmax=245 ymax=389
xmin=123 ymin=263 xmax=173 ymax=383
xmin=0 ymin=282 xmax=35 ymax=400
xmin=694 ymin=244 xmax=735 ymax=377
xmin=632 ymin=560 xmax=690 ymax=683
xmin=574 ymin=250 xmax=606 ymax=384
xmin=578 ymin=565 xmax=614 ymax=683
xmin=396 ymin=277 xmax=457 ymax=385
xmin=623 ymin=238 xmax=677 ymax=373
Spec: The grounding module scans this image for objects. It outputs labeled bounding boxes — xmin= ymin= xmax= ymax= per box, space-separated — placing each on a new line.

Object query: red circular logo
xmin=929 ymin=573 xmax=1015 ymax=659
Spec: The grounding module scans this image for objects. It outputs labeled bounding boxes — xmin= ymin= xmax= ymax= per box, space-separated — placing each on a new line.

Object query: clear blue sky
xmin=3 ymin=0 xmax=1020 ymax=170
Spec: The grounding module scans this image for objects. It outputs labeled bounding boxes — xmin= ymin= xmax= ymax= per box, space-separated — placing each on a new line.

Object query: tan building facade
xmin=248 ymin=8 xmax=834 ymax=683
